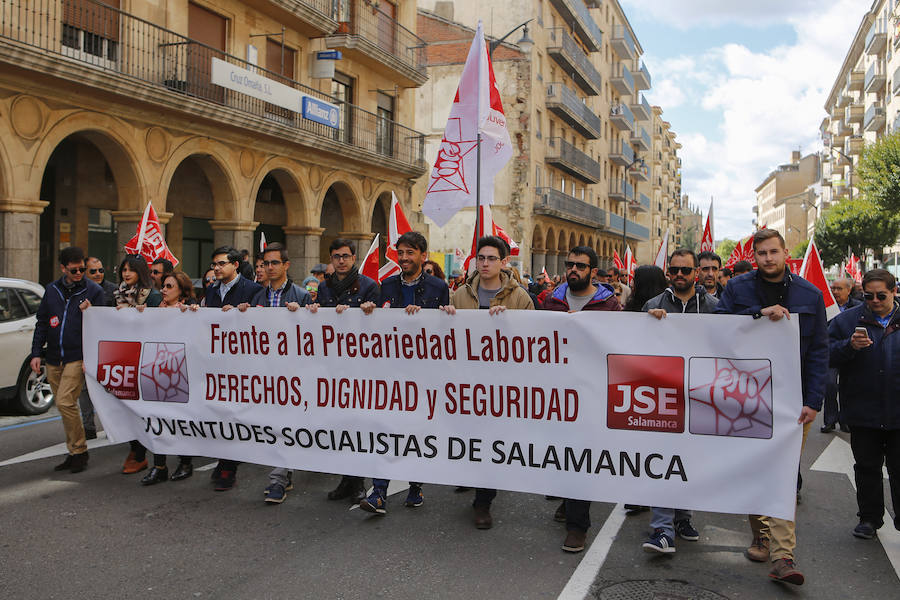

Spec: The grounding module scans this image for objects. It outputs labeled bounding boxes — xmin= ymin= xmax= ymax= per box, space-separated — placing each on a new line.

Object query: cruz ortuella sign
xmin=210 ymin=57 xmax=340 ymax=129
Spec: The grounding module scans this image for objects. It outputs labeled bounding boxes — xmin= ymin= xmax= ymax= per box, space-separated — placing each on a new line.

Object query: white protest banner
xmin=83 ymin=308 xmax=802 ymax=520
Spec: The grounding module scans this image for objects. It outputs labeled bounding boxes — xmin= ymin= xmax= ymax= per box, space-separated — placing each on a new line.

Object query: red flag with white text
xmin=124 ymin=202 xmax=179 ymax=267
xmin=700 ymin=199 xmax=714 ymax=253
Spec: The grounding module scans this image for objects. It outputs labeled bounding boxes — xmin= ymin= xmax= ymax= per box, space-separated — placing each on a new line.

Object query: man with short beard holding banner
xmin=542 ymin=245 xmax=621 ymax=553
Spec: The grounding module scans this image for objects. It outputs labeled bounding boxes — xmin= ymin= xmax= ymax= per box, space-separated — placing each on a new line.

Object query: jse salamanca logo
xmin=97 ymin=341 xmax=189 ymax=403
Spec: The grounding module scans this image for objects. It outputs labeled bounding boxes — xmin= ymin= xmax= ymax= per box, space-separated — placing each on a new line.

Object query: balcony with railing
xmin=546 ymin=28 xmax=602 ymax=96
xmin=630 ymin=126 xmax=651 ymax=151
xmin=865 ymin=61 xmax=886 ymax=93
xmin=609 ymin=138 xmax=635 ymax=167
xmin=609 ymin=102 xmax=634 ymax=132
xmin=894 ymin=111 xmax=900 ymax=132
xmin=608 ymin=178 xmax=633 ymax=202
xmin=847 ymin=135 xmax=864 ymax=155
xmin=611 ymin=24 xmax=636 ymax=60
xmin=545 ymin=82 xmax=603 ymax=139
xmin=259 ymin=0 xmax=339 ymax=35
xmin=634 ymin=192 xmax=651 ymax=213
xmin=894 ymin=65 xmax=900 ymax=95
xmin=534 ymin=187 xmax=606 ymax=229
xmin=606 ymin=212 xmax=649 ymax=240
xmin=630 ymin=93 xmax=651 ymax=122
xmin=611 ymin=62 xmax=634 ymax=96
xmin=0 ymin=0 xmax=426 ymax=174
xmin=628 ymin=159 xmax=649 ymax=182
xmin=545 ymin=137 xmax=602 ymax=183
xmin=836 ymin=94 xmax=851 ymax=108
xmin=846 ymin=102 xmax=864 ymax=124
xmin=866 ymin=19 xmax=887 ymax=55
xmin=633 ymin=61 xmax=651 ymax=90
xmin=848 ymin=67 xmax=865 ymax=91
xmin=325 ymin=0 xmax=427 ymax=86
xmin=546 ymin=0 xmax=603 ymax=52
xmin=865 ymin=105 xmax=885 ymax=131
xmin=833 ymin=118 xmax=850 ymax=138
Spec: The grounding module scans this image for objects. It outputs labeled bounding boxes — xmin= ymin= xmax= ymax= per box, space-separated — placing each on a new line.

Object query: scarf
xmin=115 ymin=282 xmax=150 ymax=307
xmin=327 ymin=266 xmax=360 ymax=299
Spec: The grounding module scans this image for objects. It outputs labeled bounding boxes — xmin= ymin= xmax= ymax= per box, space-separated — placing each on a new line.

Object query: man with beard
xmin=310 ymin=238 xmax=379 ymax=503
xmin=542 ymin=246 xmax=621 ymax=553
xmin=698 ymin=251 xmax=724 ymax=298
xmin=440 ymin=236 xmax=533 ymax=529
xmin=639 ymin=248 xmax=715 ymax=554
xmin=358 ymin=231 xmax=449 ymax=515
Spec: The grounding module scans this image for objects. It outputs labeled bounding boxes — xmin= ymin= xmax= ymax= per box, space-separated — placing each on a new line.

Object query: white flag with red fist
xmin=422 ymin=21 xmax=513 ymax=227
xmin=124 ymin=202 xmax=178 ymax=267
xmin=378 ymin=192 xmax=411 ymax=281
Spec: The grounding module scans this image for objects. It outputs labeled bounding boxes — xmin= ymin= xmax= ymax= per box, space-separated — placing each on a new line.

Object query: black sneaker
xmin=625 ymin=504 xmax=649 ymax=515
xmin=84 ymin=429 xmax=98 ymax=440
xmin=54 ymin=455 xmax=74 ymax=472
xmin=853 ymin=521 xmax=878 ymax=539
xmin=674 ymin=519 xmax=699 ymax=541
xmin=327 ymin=475 xmax=364 ymax=501
xmin=214 ymin=470 xmax=236 ymax=491
xmin=69 ymin=452 xmax=89 ymax=473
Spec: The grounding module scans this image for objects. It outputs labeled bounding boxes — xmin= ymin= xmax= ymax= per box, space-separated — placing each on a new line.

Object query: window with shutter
xmin=61 ymin=0 xmax=120 ymax=64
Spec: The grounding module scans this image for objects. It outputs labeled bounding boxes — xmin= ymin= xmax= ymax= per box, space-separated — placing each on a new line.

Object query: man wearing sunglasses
xmin=541 ymin=245 xmax=620 ymax=553
xmin=639 ymin=249 xmax=715 ymax=554
xmin=150 ymin=258 xmax=174 ymax=291
xmin=828 ymin=268 xmax=900 ymax=542
xmin=30 ymin=246 xmax=106 ymax=474
xmin=715 ymin=228 xmax=827 ymax=586
xmin=86 ymin=256 xmax=117 ymax=307
xmin=821 ymin=278 xmax=861 ymax=434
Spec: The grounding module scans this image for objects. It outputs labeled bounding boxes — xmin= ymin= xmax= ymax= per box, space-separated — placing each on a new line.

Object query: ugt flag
xmin=377 ymin=192 xmax=411 ymax=282
xmin=422 ymin=21 xmax=513 ymax=227
xmin=700 ymin=199 xmax=714 ymax=253
xmin=124 ymin=202 xmax=178 ymax=267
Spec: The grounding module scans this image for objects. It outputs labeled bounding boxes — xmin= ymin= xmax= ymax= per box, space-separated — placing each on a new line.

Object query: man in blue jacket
xmin=715 ymin=229 xmax=827 ymax=586
xmin=30 ymin=246 xmax=106 ymax=473
xmin=822 ymin=278 xmax=862 ymax=433
xmin=829 ymin=268 xmax=900 ymax=540
xmin=205 ymin=245 xmax=262 ymax=491
xmin=358 ymin=231 xmax=449 ymax=515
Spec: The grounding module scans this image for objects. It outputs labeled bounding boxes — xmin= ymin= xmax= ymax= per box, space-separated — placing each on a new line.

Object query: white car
xmin=0 ymin=277 xmax=53 ymax=414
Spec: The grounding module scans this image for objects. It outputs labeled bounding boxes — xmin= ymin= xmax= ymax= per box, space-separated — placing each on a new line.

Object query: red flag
xmin=124 ymin=202 xmax=178 ymax=267
xmin=492 ymin=220 xmax=520 ymax=256
xmin=542 ymin=266 xmax=550 ymax=281
xmin=613 ymin=250 xmax=624 ymax=271
xmin=845 ymin=253 xmax=863 ymax=284
xmin=259 ymin=231 xmax=267 ymax=255
xmin=624 ymin=245 xmax=637 ymax=286
xmin=786 ymin=258 xmax=803 ymax=275
xmin=800 ymin=239 xmax=839 ymax=320
xmin=422 ymin=21 xmax=513 ymax=227
xmin=463 ymin=205 xmax=492 ymax=273
xmin=378 ymin=192 xmax=411 ymax=281
xmin=361 ymin=234 xmax=380 ymax=281
xmin=700 ymin=199 xmax=714 ymax=253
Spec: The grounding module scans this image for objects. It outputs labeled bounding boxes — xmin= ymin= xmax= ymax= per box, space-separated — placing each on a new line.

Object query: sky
xmin=620 ymin=0 xmax=869 ymax=241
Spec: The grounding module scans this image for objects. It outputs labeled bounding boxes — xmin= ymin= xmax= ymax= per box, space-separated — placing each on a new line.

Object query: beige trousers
xmin=749 ymin=421 xmax=812 ymax=561
xmin=46 ymin=361 xmax=87 ymax=455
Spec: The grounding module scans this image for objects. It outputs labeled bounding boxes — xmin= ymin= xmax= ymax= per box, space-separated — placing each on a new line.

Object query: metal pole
xmin=475 ymin=132 xmax=482 ymax=240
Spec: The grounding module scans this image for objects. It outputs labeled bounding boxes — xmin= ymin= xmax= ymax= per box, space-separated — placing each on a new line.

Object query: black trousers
xmin=565 ymin=499 xmax=591 ymax=533
xmin=823 ymin=368 xmax=841 ymax=427
xmin=473 ymin=488 xmax=497 ymax=507
xmin=850 ymin=426 xmax=900 ymax=530
xmin=152 ymin=454 xmax=193 ymax=468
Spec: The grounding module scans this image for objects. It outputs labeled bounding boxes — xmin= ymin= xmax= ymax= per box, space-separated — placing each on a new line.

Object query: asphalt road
xmin=1 ymin=408 xmax=898 ymax=600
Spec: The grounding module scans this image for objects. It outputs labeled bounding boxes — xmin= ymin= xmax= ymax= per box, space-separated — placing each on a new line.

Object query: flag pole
xmin=134 ymin=201 xmax=151 ymax=257
xmin=475 ymin=133 xmax=482 ymax=239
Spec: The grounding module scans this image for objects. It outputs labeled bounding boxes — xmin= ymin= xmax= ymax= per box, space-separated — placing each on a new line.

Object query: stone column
xmin=555 ymin=252 xmax=566 ymax=278
xmin=112 ymin=209 xmax=173 ymax=266
xmin=284 ymin=226 xmax=325 ymax=281
xmin=208 ymin=220 xmax=258 ymax=256
xmin=531 ymin=252 xmax=546 ymax=278
xmin=0 ymin=198 xmax=48 ymax=282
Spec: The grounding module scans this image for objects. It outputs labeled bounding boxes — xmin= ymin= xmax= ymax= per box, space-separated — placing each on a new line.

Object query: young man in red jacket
xmin=542 ymin=245 xmax=620 ymax=553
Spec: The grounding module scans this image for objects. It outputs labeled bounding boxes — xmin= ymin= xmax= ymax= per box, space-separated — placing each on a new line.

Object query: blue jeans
xmin=650 ymin=507 xmax=692 ymax=538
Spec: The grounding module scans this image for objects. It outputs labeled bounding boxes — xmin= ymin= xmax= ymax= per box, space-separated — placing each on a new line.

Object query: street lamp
xmin=622 ymin=157 xmax=646 ymax=255
xmin=825 ymin=146 xmax=853 ymax=201
xmin=489 ymin=20 xmax=534 ymax=57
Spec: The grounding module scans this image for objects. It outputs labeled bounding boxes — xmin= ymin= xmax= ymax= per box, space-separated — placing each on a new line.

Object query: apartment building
xmin=754 ymin=151 xmax=820 ymax=252
xmin=414 ymin=0 xmax=681 ymax=273
xmin=0 ymin=0 xmax=428 ymax=282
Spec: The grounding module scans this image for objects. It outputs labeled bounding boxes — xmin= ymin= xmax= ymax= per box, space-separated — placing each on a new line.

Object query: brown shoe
xmin=561 ymin=530 xmax=586 ymax=553
xmin=122 ymin=452 xmax=148 ymax=474
xmin=769 ymin=558 xmax=804 ymax=585
xmin=474 ymin=505 xmax=493 ymax=529
xmin=745 ymin=536 xmax=769 ymax=562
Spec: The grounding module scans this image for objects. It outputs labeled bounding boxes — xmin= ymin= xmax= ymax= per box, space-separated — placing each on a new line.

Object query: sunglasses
xmin=564 ymin=261 xmax=590 ymax=271
xmin=424 ymin=268 xmax=434 ymax=274
xmin=864 ymin=292 xmax=890 ymax=301
xmin=67 ymin=267 xmax=86 ymax=274
xmin=89 ymin=268 xmax=104 ymax=274
xmin=306 ymin=285 xmax=318 ymax=292
xmin=163 ymin=282 xmax=177 ymax=289
xmin=262 ymin=260 xmax=282 ymax=267
xmin=668 ymin=266 xmax=695 ymax=276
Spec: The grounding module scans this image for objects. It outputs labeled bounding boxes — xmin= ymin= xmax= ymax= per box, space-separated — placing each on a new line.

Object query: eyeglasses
xmin=89 ymin=268 xmax=104 ymax=274
xmin=477 ymin=255 xmax=501 ymax=263
xmin=210 ymin=261 xmax=230 ymax=268
xmin=205 ymin=278 xmax=215 ymax=284
xmin=67 ymin=267 xmax=86 ymax=274
xmin=331 ymin=253 xmax=353 ymax=261
xmin=150 ymin=269 xmax=163 ymax=275
xmin=262 ymin=260 xmax=282 ymax=267
xmin=864 ymin=291 xmax=890 ymax=301
xmin=564 ymin=261 xmax=590 ymax=271
xmin=668 ymin=266 xmax=695 ymax=276
xmin=163 ymin=283 xmax=177 ymax=289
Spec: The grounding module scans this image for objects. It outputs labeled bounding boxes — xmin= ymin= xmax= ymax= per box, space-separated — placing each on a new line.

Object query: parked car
xmin=0 ymin=278 xmax=53 ymax=414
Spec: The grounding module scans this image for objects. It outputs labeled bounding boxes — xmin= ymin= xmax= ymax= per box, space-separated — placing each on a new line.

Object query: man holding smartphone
xmin=828 ymin=268 xmax=900 ymax=541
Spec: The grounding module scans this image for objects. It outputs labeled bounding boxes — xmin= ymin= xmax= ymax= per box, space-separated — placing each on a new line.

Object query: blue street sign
xmin=316 ymin=50 xmax=342 ymax=60
xmin=302 ymin=96 xmax=341 ymax=129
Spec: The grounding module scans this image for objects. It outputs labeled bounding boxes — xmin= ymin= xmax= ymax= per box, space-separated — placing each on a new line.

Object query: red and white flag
xmin=624 ymin=245 xmax=637 ymax=286
xmin=845 ymin=253 xmax=863 ymax=284
xmin=654 ymin=231 xmax=669 ymax=270
xmin=259 ymin=231 xmax=267 ymax=255
xmin=800 ymin=238 xmax=839 ymax=320
xmin=378 ymin=192 xmax=412 ymax=281
xmin=700 ymin=199 xmax=714 ymax=253
xmin=454 ymin=247 xmax=466 ymax=267
xmin=541 ymin=266 xmax=550 ymax=281
xmin=361 ymin=234 xmax=381 ymax=281
xmin=124 ymin=202 xmax=178 ymax=267
xmin=463 ymin=204 xmax=521 ymax=272
xmin=422 ymin=21 xmax=513 ymax=227
xmin=613 ymin=250 xmax=624 ymax=271
xmin=725 ymin=236 xmax=755 ymax=268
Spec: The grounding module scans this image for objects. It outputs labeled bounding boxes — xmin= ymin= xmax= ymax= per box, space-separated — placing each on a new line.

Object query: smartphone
xmin=855 ymin=326 xmax=869 ymax=338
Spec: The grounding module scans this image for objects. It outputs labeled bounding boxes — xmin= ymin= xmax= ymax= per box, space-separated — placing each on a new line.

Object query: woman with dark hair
xmin=141 ymin=271 xmax=196 ymax=485
xmin=114 ymin=255 xmax=162 ymax=475
xmin=200 ymin=268 xmax=216 ymax=305
xmin=624 ymin=265 xmax=667 ymax=312
xmin=423 ymin=259 xmax=445 ymax=281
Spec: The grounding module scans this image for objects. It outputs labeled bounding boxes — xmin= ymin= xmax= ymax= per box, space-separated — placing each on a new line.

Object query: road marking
xmin=348 ymin=479 xmax=410 ymax=511
xmin=195 ymin=461 xmax=219 ymax=472
xmin=811 ymin=436 xmax=900 ymax=579
xmin=557 ymin=503 xmax=627 ymax=600
xmin=0 ymin=432 xmax=113 ymax=467
xmin=0 ymin=415 xmax=61 ymax=432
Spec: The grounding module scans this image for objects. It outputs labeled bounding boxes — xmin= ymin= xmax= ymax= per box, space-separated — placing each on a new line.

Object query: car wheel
xmin=16 ymin=360 xmax=54 ymax=415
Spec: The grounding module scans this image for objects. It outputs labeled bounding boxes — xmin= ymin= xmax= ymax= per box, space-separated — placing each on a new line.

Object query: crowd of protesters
xmin=28 ymin=227 xmax=900 ymax=587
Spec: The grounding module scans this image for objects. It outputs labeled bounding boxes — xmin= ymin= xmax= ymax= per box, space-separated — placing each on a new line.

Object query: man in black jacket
xmin=204 ymin=246 xmax=262 ymax=491
xmin=822 ymin=278 xmax=862 ymax=433
xmin=30 ymin=246 xmax=106 ymax=473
